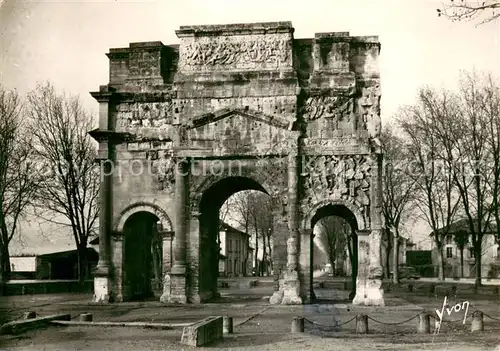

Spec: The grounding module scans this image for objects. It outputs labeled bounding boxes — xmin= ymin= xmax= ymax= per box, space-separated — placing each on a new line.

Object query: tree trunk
xmin=437 ymin=247 xmax=445 ymax=281
xmin=460 ymin=248 xmax=464 ymax=278
xmin=349 ymin=233 xmax=358 ymax=300
xmin=385 ymin=244 xmax=391 ymax=279
xmin=0 ymin=243 xmax=11 ymax=282
xmin=254 ymin=233 xmax=259 ymax=276
xmin=475 ymin=246 xmax=482 ymax=287
xmin=76 ymin=245 xmax=88 ymax=283
xmin=392 ymin=234 xmax=399 ymax=284
xmin=261 ymin=231 xmax=267 ymax=276
xmin=267 ymin=234 xmax=273 ymax=274
xmin=0 ymin=242 xmax=7 ymax=294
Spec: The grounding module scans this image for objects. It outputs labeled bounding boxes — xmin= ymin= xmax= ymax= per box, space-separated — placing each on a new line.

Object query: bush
xmin=487 ymin=264 xmax=500 ymax=279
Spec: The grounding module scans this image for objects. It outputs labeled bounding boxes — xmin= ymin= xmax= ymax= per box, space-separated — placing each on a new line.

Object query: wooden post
xmin=356 ymin=314 xmax=368 ymax=334
xmin=291 ymin=317 xmax=304 ymax=333
xmin=23 ymin=312 xmax=36 ymax=319
xmin=471 ymin=311 xmax=484 ymax=332
xmin=223 ymin=316 xmax=233 ymax=334
xmin=79 ymin=313 xmax=93 ymax=322
xmin=417 ymin=312 xmax=430 ymax=334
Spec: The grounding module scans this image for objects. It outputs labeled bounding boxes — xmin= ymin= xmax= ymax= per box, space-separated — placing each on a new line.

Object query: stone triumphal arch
xmin=89 ymin=21 xmax=384 ymax=306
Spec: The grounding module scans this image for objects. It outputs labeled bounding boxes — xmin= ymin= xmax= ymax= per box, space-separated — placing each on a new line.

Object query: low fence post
xmin=471 ymin=311 xmax=484 ymax=332
xmin=79 ymin=313 xmax=93 ymax=322
xmin=356 ymin=314 xmax=368 ymax=334
xmin=417 ymin=312 xmax=430 ymax=334
xmin=223 ymin=316 xmax=233 ymax=334
xmin=291 ymin=317 xmax=304 ymax=333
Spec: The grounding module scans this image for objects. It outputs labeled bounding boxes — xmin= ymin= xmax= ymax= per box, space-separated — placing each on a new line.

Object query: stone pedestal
xmin=281 ymin=269 xmax=302 ymax=304
xmin=352 ymin=230 xmax=384 ymax=306
xmin=160 ymin=266 xmax=188 ymax=304
xmin=161 ymin=231 xmax=174 ymax=277
xmin=93 ymin=276 xmax=112 ymax=303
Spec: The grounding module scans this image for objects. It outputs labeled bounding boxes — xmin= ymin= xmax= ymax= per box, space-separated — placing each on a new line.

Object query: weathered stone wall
xmin=91 ymin=21 xmax=382 ymax=305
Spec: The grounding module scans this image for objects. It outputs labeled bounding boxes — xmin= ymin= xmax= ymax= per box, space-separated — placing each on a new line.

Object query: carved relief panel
xmin=302 ymin=93 xmax=356 ymax=138
xmin=358 ymin=82 xmax=381 ymax=139
xmin=186 ymin=113 xmax=295 ymax=156
xmin=301 ymin=154 xmax=372 ymax=227
xmin=302 ymin=95 xmax=353 ymax=122
xmin=178 ymin=34 xmax=293 ymax=71
xmin=116 ymin=102 xmax=174 ymax=131
xmin=149 ymin=150 xmax=176 ymax=193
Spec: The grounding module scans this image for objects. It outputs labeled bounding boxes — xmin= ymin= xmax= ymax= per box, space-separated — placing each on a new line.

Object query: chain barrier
xmin=302 ymin=308 xmax=500 ymax=330
xmin=481 ymin=312 xmax=500 ymax=322
xmin=367 ymin=313 xmax=420 ymax=325
xmin=303 ymin=316 xmax=356 ymax=329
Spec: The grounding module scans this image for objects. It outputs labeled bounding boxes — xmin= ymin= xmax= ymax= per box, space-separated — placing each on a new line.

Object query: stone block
xmin=180 ymin=316 xmax=223 ymax=347
xmin=0 ymin=314 xmax=71 ymax=335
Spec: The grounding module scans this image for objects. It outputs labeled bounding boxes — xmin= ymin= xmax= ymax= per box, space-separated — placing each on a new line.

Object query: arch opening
xmin=197 ymin=176 xmax=274 ymax=301
xmin=309 ymin=204 xmax=359 ymax=303
xmin=122 ymin=211 xmax=162 ymax=301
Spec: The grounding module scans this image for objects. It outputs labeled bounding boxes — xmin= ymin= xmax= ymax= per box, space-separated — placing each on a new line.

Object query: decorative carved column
xmin=353 ymin=152 xmax=384 ymax=306
xmin=161 ymin=158 xmax=189 ymax=304
xmin=281 ymin=153 xmax=302 ymax=305
xmin=352 ymin=229 xmax=370 ymax=305
xmin=367 ymin=152 xmax=384 ymax=305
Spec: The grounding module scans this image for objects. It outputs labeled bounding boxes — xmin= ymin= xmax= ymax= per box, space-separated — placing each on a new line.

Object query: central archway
xmin=197 ymin=176 xmax=270 ymax=302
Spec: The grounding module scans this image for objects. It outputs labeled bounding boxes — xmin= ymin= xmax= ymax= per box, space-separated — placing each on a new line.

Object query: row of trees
xmin=220 ymin=190 xmax=275 ymax=276
xmin=0 ymin=83 xmax=99 ymax=289
xmin=382 ymin=71 xmax=500 ymax=286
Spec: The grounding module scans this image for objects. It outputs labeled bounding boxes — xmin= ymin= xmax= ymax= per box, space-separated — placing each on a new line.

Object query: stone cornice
xmin=88 ymin=129 xmax=136 ymax=143
xmin=176 ymin=21 xmax=294 ymax=38
xmin=188 ymin=107 xmax=293 ymax=130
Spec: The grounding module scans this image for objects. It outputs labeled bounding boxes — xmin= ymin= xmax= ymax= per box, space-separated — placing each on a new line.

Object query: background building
xmin=218 ymin=222 xmax=251 ymax=277
xmin=430 ymin=219 xmax=499 ymax=278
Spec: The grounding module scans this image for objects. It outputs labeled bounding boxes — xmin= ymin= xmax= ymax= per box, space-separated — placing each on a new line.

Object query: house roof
xmin=430 ymin=218 xmax=498 ymax=237
xmin=219 ymin=222 xmax=250 ymax=236
xmin=37 ymin=247 xmax=99 ymax=260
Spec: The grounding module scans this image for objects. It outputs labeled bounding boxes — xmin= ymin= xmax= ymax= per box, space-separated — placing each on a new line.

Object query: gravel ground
xmin=1 ymin=287 xmax=499 ymax=350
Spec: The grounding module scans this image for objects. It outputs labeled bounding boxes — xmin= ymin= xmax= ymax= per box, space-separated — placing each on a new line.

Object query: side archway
xmin=302 ymin=199 xmax=366 ymax=232
xmin=302 ymin=199 xmax=364 ymax=303
xmin=114 ymin=202 xmax=173 ymax=234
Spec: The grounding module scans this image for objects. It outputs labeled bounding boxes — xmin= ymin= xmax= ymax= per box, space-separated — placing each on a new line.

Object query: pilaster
xmin=161 ymin=158 xmax=189 ymax=304
xmin=282 ymin=153 xmax=302 ymax=305
xmin=91 ymin=91 xmax=116 ymax=304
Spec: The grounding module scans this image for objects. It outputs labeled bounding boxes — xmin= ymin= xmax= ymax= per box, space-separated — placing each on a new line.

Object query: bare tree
xmin=482 ymin=74 xmax=500 ymax=246
xmin=27 ymin=82 xmax=99 ymax=283
xmin=0 ymin=87 xmax=38 ymax=288
xmin=316 ymin=216 xmax=348 ymax=275
xmin=398 ymin=88 xmax=461 ymax=281
xmin=454 ymin=230 xmax=469 ymax=278
xmin=438 ymin=0 xmax=500 ymax=25
xmin=381 ymin=124 xmax=417 ymax=283
xmin=432 ymin=71 xmax=499 ymax=286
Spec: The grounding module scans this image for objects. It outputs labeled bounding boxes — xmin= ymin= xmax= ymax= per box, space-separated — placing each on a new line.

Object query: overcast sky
xmin=1 ymin=0 xmax=499 ymax=250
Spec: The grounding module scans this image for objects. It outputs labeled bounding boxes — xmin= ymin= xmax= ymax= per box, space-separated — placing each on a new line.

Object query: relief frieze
xmin=301 ymin=155 xmax=372 ymax=223
xmin=180 ymin=37 xmax=291 ymax=67
xmin=302 ymin=95 xmax=353 ymax=121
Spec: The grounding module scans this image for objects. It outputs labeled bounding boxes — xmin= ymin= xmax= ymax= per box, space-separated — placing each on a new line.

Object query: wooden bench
xmin=180 ymin=316 xmax=223 ymax=347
